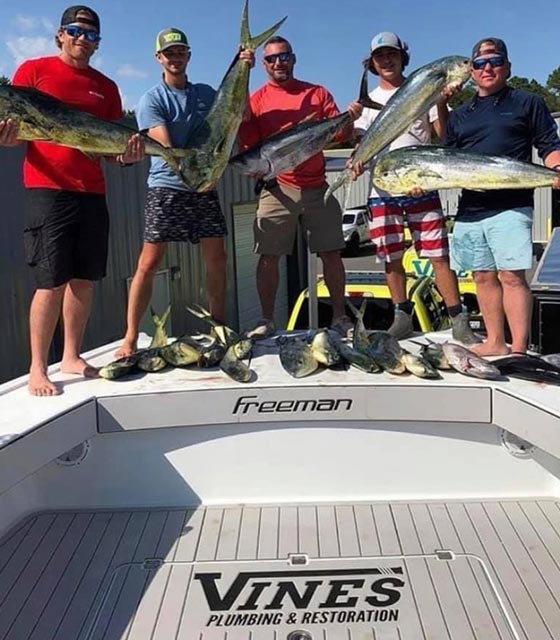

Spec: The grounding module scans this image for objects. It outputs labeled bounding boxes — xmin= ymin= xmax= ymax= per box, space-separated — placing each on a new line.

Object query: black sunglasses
xmin=63 ymin=25 xmax=101 ymax=43
xmin=472 ymin=55 xmax=505 ymax=70
xmin=264 ymin=52 xmax=293 ymax=64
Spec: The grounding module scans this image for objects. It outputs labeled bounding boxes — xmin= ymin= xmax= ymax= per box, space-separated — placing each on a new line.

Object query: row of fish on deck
xmin=99 ymin=304 xmax=560 ymax=385
xmin=0 ymin=2 xmax=557 ymax=195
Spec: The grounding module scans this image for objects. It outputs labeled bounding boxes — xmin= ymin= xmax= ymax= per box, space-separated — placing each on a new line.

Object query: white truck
xmin=342 ymin=206 xmax=371 ymax=254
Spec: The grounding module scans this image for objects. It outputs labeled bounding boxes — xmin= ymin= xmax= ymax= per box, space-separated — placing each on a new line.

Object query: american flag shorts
xmin=367 ymin=192 xmax=448 ymax=262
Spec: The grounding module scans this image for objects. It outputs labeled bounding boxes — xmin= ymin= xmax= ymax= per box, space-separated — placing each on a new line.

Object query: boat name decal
xmin=232 ymin=395 xmax=353 ymax=415
xmin=194 ymin=568 xmax=405 ymax=627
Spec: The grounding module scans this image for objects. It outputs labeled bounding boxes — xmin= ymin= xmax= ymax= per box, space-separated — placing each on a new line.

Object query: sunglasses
xmin=472 ymin=55 xmax=505 ymax=70
xmin=63 ymin=25 xmax=101 ymax=43
xmin=264 ymin=52 xmax=293 ymax=64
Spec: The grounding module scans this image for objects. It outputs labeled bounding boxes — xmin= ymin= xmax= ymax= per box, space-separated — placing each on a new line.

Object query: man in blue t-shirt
xmin=116 ymin=28 xmax=254 ymax=357
xmin=447 ymin=37 xmax=560 ymax=356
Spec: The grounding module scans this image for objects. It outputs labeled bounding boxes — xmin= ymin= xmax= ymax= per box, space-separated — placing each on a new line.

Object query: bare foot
xmin=61 ymin=357 xmax=99 ymax=378
xmin=114 ymin=340 xmax=137 ymax=359
xmin=28 ymin=369 xmax=61 ymax=396
xmin=471 ymin=342 xmax=511 ymax=357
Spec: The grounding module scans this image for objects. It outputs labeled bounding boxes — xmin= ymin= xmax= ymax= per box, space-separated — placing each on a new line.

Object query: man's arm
xmin=432 ymin=103 xmax=449 ymax=141
xmin=544 ymin=150 xmax=560 ymax=189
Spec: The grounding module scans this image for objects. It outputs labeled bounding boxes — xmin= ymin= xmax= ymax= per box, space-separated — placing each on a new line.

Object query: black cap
xmin=471 ymin=37 xmax=508 ymax=61
xmin=60 ymin=6 xmax=100 ymax=32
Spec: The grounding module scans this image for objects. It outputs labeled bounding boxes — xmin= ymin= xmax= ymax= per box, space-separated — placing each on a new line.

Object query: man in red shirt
xmin=238 ymin=36 xmax=362 ymax=338
xmin=0 ymin=5 xmax=144 ymax=396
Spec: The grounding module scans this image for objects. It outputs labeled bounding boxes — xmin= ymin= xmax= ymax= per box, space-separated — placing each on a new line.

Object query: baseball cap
xmin=155 ymin=28 xmax=189 ymax=53
xmin=471 ymin=37 xmax=509 ymax=61
xmin=370 ymin=31 xmax=405 ymax=54
xmin=60 ymin=5 xmax=100 ymax=32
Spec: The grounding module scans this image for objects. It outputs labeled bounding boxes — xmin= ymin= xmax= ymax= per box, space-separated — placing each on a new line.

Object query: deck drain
xmin=499 ymin=430 xmax=536 ymax=458
xmin=287 ymin=632 xmax=312 ymax=640
xmin=55 ymin=440 xmax=90 ymax=466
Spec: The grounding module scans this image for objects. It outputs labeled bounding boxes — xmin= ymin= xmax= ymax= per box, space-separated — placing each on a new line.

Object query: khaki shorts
xmin=254 ymin=182 xmax=345 ymax=255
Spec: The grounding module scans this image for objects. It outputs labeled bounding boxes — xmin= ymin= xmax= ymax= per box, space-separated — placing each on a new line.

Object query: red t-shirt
xmin=238 ymin=79 xmax=341 ymax=189
xmin=13 ymin=56 xmax=123 ymax=194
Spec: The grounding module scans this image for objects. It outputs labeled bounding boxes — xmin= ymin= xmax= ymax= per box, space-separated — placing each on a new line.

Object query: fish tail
xmin=357 ymin=68 xmax=383 ymax=110
xmin=186 ymin=304 xmax=211 ymax=320
xmin=151 ymin=304 xmax=171 ymax=331
xmin=324 ymin=170 xmax=348 ymax=204
xmin=346 ymin=298 xmax=362 ymax=321
xmin=240 ymin=0 xmax=287 ymax=50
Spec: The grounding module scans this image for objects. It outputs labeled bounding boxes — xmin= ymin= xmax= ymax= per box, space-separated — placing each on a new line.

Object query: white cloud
xmin=91 ymin=55 xmax=104 ymax=70
xmin=6 ymin=36 xmax=55 ymax=65
xmin=116 ymin=64 xmax=147 ymax=79
xmin=14 ymin=15 xmax=54 ymax=32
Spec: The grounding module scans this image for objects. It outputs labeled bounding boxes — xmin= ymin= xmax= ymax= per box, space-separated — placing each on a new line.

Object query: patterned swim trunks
xmin=144 ymin=187 xmax=227 ymax=243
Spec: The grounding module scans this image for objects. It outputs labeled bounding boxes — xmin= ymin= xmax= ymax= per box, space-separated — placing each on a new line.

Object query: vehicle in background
xmin=286 ymin=270 xmax=449 ymax=333
xmin=342 ymin=206 xmax=371 ymax=255
xmin=402 ymin=245 xmax=484 ymax=332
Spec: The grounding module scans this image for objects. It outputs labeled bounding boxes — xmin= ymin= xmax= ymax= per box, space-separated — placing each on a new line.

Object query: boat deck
xmin=2 ymin=499 xmax=560 ymax=640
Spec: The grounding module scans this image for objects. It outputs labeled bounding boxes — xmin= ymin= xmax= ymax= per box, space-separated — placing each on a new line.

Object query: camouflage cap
xmin=155 ymin=28 xmax=189 ymax=53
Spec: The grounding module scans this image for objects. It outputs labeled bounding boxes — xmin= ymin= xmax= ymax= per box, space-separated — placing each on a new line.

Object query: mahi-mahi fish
xmin=179 ymin=0 xmax=287 ymax=192
xmin=373 ymin=145 xmax=560 ymax=195
xmin=324 ymin=55 xmax=471 ymax=202
xmin=0 ymin=85 xmax=189 ymax=179
xmin=228 ymin=68 xmax=383 ymax=183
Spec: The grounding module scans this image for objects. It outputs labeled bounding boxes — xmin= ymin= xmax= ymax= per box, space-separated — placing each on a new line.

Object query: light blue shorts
xmin=451 ymin=207 xmax=533 ymax=272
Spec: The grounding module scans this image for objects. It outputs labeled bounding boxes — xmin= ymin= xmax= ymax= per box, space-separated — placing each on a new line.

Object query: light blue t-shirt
xmin=136 ymin=79 xmax=216 ymax=190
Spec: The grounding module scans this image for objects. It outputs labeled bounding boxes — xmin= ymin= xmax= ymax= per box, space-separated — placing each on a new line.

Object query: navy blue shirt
xmin=137 ymin=78 xmax=216 ymax=190
xmin=446 ymin=87 xmax=560 ymax=219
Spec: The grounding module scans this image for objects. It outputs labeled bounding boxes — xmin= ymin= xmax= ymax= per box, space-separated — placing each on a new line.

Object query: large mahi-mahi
xmin=324 ymin=55 xmax=471 ymax=202
xmin=373 ymin=145 xmax=560 ymax=195
xmin=0 ymin=85 xmax=189 ymax=178
xmin=180 ymin=0 xmax=287 ymax=192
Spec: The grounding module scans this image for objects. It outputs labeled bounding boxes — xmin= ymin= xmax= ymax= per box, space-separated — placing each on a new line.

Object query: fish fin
xmin=240 ymin=0 xmax=287 ymax=50
xmin=357 ymin=68 xmax=383 ymax=110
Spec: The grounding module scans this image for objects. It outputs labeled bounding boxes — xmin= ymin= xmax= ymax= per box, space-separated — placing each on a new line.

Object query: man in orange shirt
xmin=0 ymin=5 xmax=144 ymax=395
xmin=238 ymin=36 xmax=362 ymax=338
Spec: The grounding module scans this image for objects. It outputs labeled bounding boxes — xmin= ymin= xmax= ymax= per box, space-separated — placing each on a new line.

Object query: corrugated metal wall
xmin=0 ymin=148 xmax=258 ymax=383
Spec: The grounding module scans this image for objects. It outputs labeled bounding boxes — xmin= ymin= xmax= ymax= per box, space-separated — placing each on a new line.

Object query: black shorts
xmin=24 ymin=188 xmax=110 ymax=288
xmin=143 ymin=187 xmax=227 ymax=243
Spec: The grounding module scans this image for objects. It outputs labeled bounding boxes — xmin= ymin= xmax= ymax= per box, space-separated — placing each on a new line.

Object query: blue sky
xmin=0 ymin=0 xmax=558 ymax=112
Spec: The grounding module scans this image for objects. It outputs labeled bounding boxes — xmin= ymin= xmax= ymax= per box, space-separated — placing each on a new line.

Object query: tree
xmin=449 ymin=74 xmax=560 ymax=113
xmin=547 ymin=66 xmax=560 ymax=104
xmin=0 ymin=76 xmax=10 ymax=86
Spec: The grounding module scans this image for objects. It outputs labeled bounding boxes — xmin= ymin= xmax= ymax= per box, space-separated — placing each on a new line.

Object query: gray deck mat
xmin=1 ymin=500 xmax=560 ymax=639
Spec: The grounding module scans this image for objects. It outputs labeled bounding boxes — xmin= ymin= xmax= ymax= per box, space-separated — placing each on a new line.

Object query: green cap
xmin=155 ymin=28 xmax=189 ymax=53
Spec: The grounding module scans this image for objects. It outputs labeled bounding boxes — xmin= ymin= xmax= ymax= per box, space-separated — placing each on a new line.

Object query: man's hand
xmin=347 ymin=158 xmax=365 ymax=181
xmin=119 ymin=133 xmax=145 ymax=164
xmin=239 ymin=48 xmax=255 ymax=69
xmin=346 ymin=101 xmax=363 ymax=121
xmin=437 ymin=83 xmax=463 ymax=105
xmin=0 ymin=119 xmax=21 ymax=147
xmin=406 ymin=186 xmax=427 ymax=197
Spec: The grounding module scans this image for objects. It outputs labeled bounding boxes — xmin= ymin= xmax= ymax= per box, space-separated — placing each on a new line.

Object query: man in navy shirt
xmin=447 ymin=38 xmax=560 ymax=356
xmin=116 ymin=28 xmax=254 ymax=357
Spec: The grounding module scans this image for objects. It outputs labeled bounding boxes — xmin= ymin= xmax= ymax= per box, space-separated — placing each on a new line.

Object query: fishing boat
xmin=1 ymin=331 xmax=559 ymax=640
